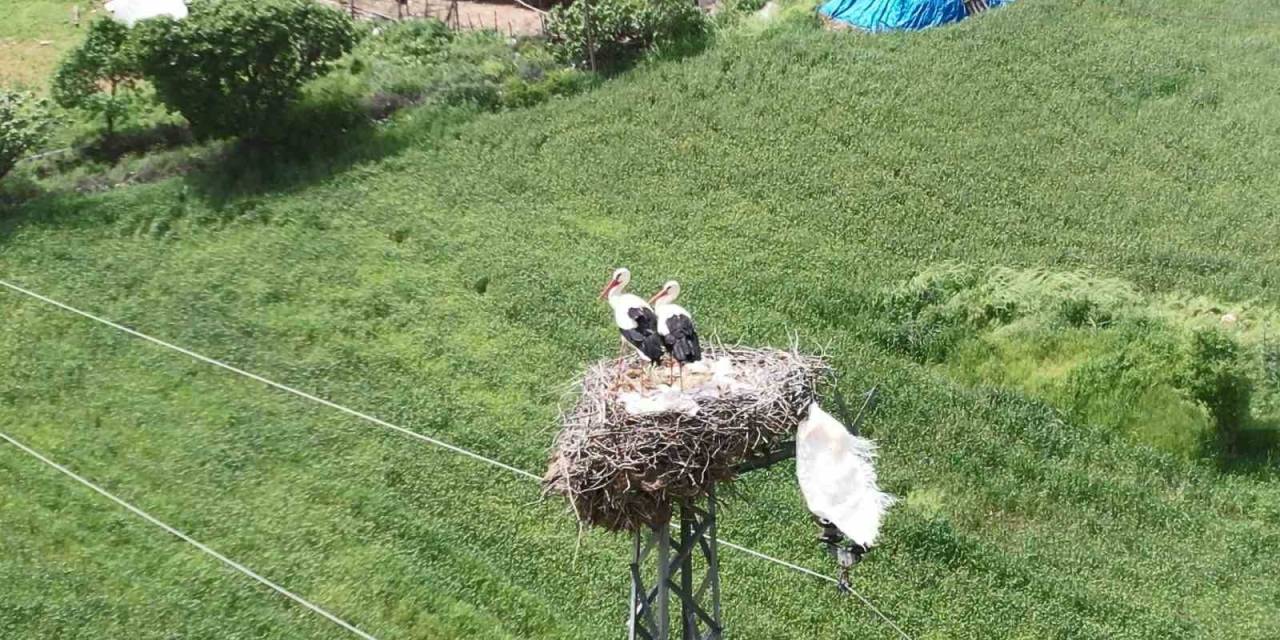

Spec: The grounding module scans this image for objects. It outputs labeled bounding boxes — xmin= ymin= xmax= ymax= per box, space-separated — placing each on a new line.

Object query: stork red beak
xmin=648 ymin=287 xmax=668 ymax=305
xmin=599 ymin=279 xmax=618 ymax=300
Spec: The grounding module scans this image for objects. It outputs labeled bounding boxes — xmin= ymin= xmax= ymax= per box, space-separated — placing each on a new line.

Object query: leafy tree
xmin=0 ymin=91 xmax=53 ymax=181
xmin=51 ymin=17 xmax=144 ymax=136
xmin=546 ymin=0 xmax=707 ymax=70
xmin=135 ymin=0 xmax=357 ymax=140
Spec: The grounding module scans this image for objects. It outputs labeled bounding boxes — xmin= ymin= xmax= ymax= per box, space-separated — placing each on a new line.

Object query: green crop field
xmin=3 ymin=0 xmax=1280 ymax=639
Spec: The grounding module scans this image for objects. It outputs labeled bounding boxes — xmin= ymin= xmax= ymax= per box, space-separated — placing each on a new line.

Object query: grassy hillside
xmin=3 ymin=1 xmax=1280 ymax=638
xmin=0 ymin=0 xmax=85 ymax=90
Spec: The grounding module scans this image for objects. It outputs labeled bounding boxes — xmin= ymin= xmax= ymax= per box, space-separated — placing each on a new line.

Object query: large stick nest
xmin=543 ymin=346 xmax=830 ymax=531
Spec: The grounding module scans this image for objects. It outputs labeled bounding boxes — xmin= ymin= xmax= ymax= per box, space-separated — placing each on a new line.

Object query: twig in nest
xmin=543 ymin=345 xmax=830 ymax=531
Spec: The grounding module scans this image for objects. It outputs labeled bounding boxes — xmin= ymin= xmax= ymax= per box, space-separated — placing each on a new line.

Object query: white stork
xmin=648 ymin=280 xmax=702 ymax=386
xmin=796 ymin=402 xmax=894 ymax=551
xmin=599 ymin=268 xmax=665 ymax=366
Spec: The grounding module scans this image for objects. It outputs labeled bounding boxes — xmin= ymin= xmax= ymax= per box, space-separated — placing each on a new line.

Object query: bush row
xmin=5 ymin=0 xmax=718 ymax=185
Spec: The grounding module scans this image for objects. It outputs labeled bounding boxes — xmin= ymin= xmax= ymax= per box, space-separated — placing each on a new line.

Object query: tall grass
xmin=877 ymin=263 xmax=1278 ymax=459
xmin=3 ymin=0 xmax=1280 ymax=638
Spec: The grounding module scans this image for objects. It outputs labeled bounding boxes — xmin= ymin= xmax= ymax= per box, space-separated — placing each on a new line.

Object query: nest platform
xmin=543 ymin=346 xmax=829 ymax=531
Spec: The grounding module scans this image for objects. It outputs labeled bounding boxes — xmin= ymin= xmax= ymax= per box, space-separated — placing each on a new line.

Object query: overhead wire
xmin=0 ymin=278 xmax=913 ymax=640
xmin=0 ymin=430 xmax=379 ymax=640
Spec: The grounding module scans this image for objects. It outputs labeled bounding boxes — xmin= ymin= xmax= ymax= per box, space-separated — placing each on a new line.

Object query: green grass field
xmin=0 ymin=0 xmax=85 ymax=90
xmin=3 ymin=0 xmax=1280 ymax=638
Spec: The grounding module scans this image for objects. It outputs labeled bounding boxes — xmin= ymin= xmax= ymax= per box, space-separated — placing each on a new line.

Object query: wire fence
xmin=0 ymin=278 xmax=913 ymax=640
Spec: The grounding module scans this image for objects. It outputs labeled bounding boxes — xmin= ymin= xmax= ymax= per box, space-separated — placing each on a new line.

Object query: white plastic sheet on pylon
xmin=796 ymin=402 xmax=895 ymax=547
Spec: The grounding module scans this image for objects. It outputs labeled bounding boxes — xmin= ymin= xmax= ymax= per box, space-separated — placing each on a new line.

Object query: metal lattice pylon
xmin=629 ymin=487 xmax=723 ymax=640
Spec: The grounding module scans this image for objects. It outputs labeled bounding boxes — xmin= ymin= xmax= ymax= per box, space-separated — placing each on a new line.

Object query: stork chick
xmin=649 ymin=280 xmax=702 ymax=388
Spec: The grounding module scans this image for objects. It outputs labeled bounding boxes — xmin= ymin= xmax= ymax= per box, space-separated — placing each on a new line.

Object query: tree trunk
xmin=106 ymin=81 xmax=117 ymax=136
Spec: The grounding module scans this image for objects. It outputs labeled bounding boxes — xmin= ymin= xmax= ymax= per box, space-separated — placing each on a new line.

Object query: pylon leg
xmin=628 ymin=490 xmax=722 ymax=640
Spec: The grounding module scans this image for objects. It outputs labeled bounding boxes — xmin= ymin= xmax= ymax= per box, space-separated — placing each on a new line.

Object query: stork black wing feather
xmin=621 ymin=328 xmax=666 ymax=362
xmin=663 ymin=315 xmax=702 ymax=364
xmin=628 ymin=306 xmax=659 ymax=332
xmin=619 ymin=307 xmax=664 ymax=361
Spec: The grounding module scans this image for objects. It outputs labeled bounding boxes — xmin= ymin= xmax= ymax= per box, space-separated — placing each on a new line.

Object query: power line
xmin=0 ymin=430 xmax=378 ymax=640
xmin=1 ymin=278 xmax=913 ymax=639
xmin=0 ymin=280 xmax=538 ymax=483
xmin=717 ymin=540 xmax=911 ymax=640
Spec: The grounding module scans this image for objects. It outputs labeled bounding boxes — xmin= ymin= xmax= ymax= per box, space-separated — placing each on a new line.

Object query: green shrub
xmin=1265 ymin=342 xmax=1280 ymax=391
xmin=502 ymin=69 xmax=597 ymax=108
xmin=272 ymin=18 xmax=598 ymax=128
xmin=712 ymin=0 xmax=770 ymax=28
xmin=1179 ymin=329 xmax=1253 ymax=448
xmin=723 ymin=0 xmax=770 ymax=15
xmin=345 ymin=20 xmax=456 ymax=111
xmin=508 ymin=39 xmax=599 ymax=105
xmin=512 ymin=42 xmax=561 ymax=81
xmin=78 ymin=122 xmax=193 ymax=164
xmin=281 ymin=71 xmax=371 ymax=150
xmin=0 ymin=91 xmax=54 ymax=181
xmin=358 ymin=19 xmax=453 ymax=63
xmin=51 ymin=18 xmax=146 ymax=136
xmin=771 ymin=0 xmax=822 ymax=30
xmin=422 ymin=62 xmax=504 ymax=110
xmin=135 ymin=0 xmax=356 ymax=140
xmin=546 ymin=0 xmax=708 ymax=69
xmin=878 ymin=264 xmax=1277 ymax=458
xmin=357 ymin=31 xmax=591 ymax=113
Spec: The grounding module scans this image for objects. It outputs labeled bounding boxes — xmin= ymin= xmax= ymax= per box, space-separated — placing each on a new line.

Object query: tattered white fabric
xmin=105 ymin=0 xmax=188 ymax=25
xmin=796 ymin=402 xmax=895 ymax=547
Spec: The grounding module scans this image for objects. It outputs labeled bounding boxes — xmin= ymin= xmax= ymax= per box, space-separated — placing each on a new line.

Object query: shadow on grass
xmin=178 ymin=94 xmax=482 ymax=207
xmin=0 ymin=31 xmax=704 ymax=234
xmin=1213 ymin=421 xmax=1280 ymax=479
xmin=0 ymin=182 xmax=106 ymax=245
xmin=0 ymin=98 xmax=478 ymax=244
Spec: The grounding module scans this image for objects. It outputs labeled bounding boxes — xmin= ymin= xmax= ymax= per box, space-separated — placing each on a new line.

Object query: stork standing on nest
xmin=600 ymin=268 xmax=665 ymax=373
xmin=649 ymin=280 xmax=702 ymax=387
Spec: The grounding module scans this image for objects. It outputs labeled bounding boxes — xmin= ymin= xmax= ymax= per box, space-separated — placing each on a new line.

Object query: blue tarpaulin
xmin=819 ymin=0 xmax=1008 ymax=32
